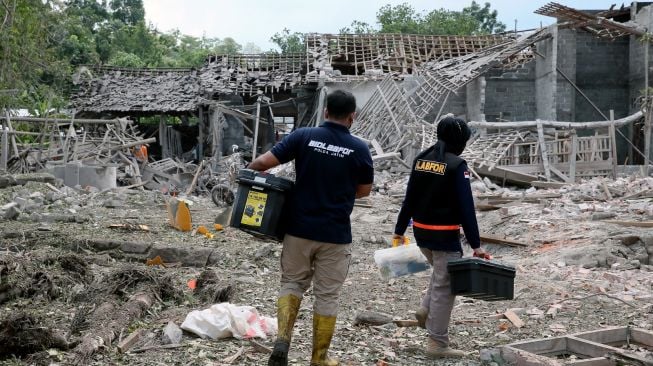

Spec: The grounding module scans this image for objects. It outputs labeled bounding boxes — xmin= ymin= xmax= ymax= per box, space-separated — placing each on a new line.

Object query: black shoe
xmin=268 ymin=341 xmax=290 ymax=366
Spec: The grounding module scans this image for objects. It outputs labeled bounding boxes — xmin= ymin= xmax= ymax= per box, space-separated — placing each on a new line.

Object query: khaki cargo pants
xmin=279 ymin=234 xmax=351 ymax=316
xmin=419 ymin=248 xmax=462 ymax=347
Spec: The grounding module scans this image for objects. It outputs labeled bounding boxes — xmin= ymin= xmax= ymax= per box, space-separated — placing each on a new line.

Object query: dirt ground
xmin=0 ymin=176 xmax=652 ymax=365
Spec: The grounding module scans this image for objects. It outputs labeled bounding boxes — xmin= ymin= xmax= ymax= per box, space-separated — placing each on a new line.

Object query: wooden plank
xmin=567 ymin=337 xmax=618 ymax=357
xmin=602 ymin=220 xmax=653 ymax=228
xmin=504 ymin=310 xmax=525 ymax=328
xmin=370 ymin=139 xmax=384 ymax=155
xmin=566 ymin=357 xmax=612 ymax=365
xmin=117 ymin=328 xmax=145 ymax=353
xmin=609 ymin=111 xmax=618 ymax=179
xmin=548 ymin=164 xmax=572 ymax=183
xmin=1 ymin=125 xmax=7 ymax=171
xmin=601 ymin=182 xmax=613 ymax=200
xmin=507 ymin=337 xmax=567 ymax=354
xmin=480 ymin=232 xmax=529 ymax=247
xmin=372 ymin=152 xmax=401 ymax=161
xmin=530 ymin=181 xmax=568 ymax=189
xmin=376 ymin=85 xmax=402 ymax=136
xmin=631 ymin=328 xmax=653 ymax=346
xmin=537 ymin=120 xmax=551 ymax=181
xmin=572 ymin=327 xmax=627 ymax=345
xmin=570 ymin=131 xmax=577 ymax=182
xmin=4 ymin=112 xmax=19 ymax=158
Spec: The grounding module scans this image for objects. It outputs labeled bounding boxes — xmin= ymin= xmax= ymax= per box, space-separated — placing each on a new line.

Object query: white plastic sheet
xmin=180 ymin=303 xmax=277 ymax=340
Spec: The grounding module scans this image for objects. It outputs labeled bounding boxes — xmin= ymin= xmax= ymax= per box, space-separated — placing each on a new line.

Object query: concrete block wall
xmin=424 ymin=86 xmax=467 ymax=122
xmin=484 ymin=60 xmax=537 ymax=122
xmin=574 ymin=32 xmax=630 ymax=122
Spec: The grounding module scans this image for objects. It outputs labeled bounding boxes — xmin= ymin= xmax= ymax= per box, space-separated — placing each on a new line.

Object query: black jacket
xmin=394 ymin=146 xmax=480 ymax=252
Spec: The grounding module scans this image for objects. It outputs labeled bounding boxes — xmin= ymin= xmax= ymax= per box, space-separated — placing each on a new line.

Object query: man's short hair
xmin=326 ymin=90 xmax=356 ymax=119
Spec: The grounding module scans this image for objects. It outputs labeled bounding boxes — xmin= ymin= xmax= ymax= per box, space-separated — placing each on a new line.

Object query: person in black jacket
xmin=393 ymin=116 xmax=488 ymax=359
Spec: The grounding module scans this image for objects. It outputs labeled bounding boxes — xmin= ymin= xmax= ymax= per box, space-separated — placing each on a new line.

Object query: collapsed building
xmin=1 ymin=2 xmax=652 ymax=191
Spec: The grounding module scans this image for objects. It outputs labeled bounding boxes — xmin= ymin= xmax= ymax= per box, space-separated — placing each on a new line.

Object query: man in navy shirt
xmin=248 ymin=90 xmax=373 ymax=366
xmin=393 ymin=117 xmax=487 ymax=359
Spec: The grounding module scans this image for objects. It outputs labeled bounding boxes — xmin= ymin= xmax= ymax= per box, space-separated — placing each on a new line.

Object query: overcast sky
xmin=142 ymin=1 xmax=629 ymax=51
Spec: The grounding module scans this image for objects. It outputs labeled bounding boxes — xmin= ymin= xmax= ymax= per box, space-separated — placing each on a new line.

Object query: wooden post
xmin=4 ymin=110 xmax=19 ymax=157
xmin=644 ymin=105 xmax=653 ymax=177
xmin=159 ymin=115 xmax=168 ymax=159
xmin=252 ymin=95 xmax=262 ymax=160
xmin=570 ymin=130 xmax=577 ymax=182
xmin=198 ymin=109 xmax=204 ymax=161
xmin=643 ymin=40 xmax=650 ymax=175
xmin=1 ymin=124 xmax=7 ymax=171
xmin=536 ymin=119 xmax=551 ymax=181
xmin=609 ymin=110 xmax=618 ymax=179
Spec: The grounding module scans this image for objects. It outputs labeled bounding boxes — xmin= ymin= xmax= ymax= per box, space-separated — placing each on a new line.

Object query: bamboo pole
xmin=252 ymin=96 xmax=262 ymax=160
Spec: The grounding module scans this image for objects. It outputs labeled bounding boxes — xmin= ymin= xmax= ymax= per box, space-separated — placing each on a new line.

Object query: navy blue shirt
xmin=271 ymin=121 xmax=374 ymax=244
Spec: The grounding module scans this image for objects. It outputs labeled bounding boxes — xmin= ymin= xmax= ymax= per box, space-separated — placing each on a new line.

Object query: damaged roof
xmin=71 ymin=66 xmax=202 ymax=114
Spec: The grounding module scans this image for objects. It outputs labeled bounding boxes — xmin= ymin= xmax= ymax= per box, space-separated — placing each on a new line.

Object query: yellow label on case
xmin=241 ymin=191 xmax=268 ymax=227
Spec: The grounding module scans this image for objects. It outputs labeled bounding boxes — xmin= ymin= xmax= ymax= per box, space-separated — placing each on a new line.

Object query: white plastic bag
xmin=374 ymin=243 xmax=431 ymax=280
xmin=180 ymin=303 xmax=277 ymax=340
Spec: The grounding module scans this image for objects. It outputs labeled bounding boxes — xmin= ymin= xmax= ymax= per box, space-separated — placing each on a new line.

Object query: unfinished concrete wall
xmin=325 ymin=81 xmax=379 ymax=109
xmin=484 ymin=61 xmax=537 ymax=122
xmin=574 ymin=32 xmax=630 ymax=122
xmin=535 ymin=25 xmax=557 ymax=121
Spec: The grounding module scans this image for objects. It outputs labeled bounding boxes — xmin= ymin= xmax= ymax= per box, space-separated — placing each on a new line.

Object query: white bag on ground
xmin=180 ymin=302 xmax=277 ymax=340
xmin=374 ymin=243 xmax=431 ymax=280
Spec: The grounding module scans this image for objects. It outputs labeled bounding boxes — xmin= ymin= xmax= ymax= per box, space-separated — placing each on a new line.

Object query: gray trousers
xmin=419 ymin=248 xmax=462 ymax=347
xmin=279 ymin=234 xmax=352 ymax=316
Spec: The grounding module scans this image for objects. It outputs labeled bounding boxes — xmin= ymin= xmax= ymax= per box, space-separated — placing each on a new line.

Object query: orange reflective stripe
xmin=412 ymin=221 xmax=460 ymax=231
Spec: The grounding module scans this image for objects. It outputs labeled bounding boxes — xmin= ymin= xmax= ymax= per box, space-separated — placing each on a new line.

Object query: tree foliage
xmin=463 ymin=1 xmax=507 ymax=34
xmin=0 ymin=0 xmax=248 ymax=111
xmin=347 ymin=1 xmax=507 ymax=36
xmin=270 ymin=28 xmax=305 ymax=54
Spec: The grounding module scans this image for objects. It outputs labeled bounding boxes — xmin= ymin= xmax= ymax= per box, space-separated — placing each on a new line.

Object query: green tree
xmin=243 ymin=42 xmax=262 ymax=54
xmin=462 ymin=1 xmax=506 ymax=34
xmin=366 ymin=2 xmax=506 ymax=36
xmin=109 ymin=51 xmax=146 ymax=67
xmin=270 ymin=28 xmax=304 ymax=54
xmin=376 ymin=3 xmax=423 ymax=33
xmin=109 ymin=0 xmax=144 ymax=26
xmin=0 ymin=0 xmax=69 ymax=110
xmin=421 ymin=9 xmax=480 ymax=35
xmin=339 ymin=20 xmax=377 ymax=34
xmin=216 ymin=37 xmax=242 ymax=54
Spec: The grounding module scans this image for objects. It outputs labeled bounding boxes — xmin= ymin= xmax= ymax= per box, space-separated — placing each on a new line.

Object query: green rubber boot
xmin=268 ymin=294 xmax=301 ymax=366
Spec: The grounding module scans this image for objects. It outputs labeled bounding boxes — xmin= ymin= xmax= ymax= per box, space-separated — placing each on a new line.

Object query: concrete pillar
xmin=535 ymin=25 xmax=558 ymax=121
xmin=466 ymin=76 xmax=486 ymax=122
xmin=78 ymin=165 xmax=117 ymax=190
xmin=64 ymin=162 xmax=81 ymax=187
xmin=556 ymin=27 xmax=577 ymax=122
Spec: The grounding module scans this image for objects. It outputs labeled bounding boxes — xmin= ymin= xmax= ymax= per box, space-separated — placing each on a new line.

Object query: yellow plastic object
xmin=391 ymin=236 xmax=410 ymax=247
xmin=166 ymin=198 xmax=192 ymax=232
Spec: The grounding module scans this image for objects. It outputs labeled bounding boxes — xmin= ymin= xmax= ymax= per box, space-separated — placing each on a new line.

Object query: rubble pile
xmin=199 ymin=54 xmax=303 ymax=96
xmin=71 ymin=67 xmax=201 ymax=113
xmin=0 ymin=166 xmax=652 ymax=365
